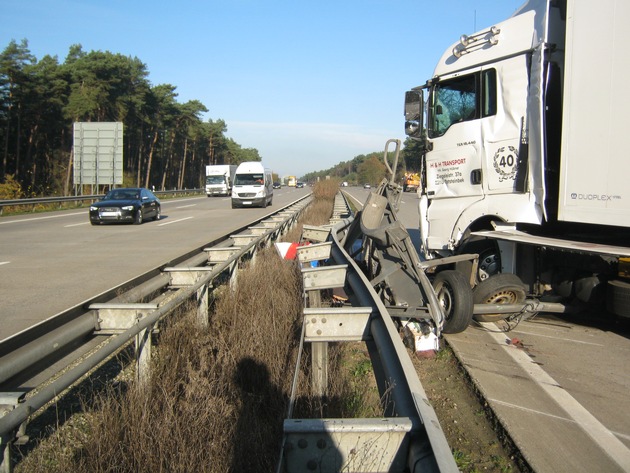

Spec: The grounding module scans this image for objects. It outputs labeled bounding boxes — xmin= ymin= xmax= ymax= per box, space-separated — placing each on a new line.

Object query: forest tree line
xmin=0 ymin=39 xmax=424 ymax=199
xmin=0 ymin=39 xmax=262 ymax=198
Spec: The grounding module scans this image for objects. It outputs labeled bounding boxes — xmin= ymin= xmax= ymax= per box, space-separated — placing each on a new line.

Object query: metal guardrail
xmin=0 ymin=189 xmax=204 ymax=214
xmin=0 ymin=194 xmax=311 ymax=472
xmin=278 ymin=192 xmax=458 ymax=473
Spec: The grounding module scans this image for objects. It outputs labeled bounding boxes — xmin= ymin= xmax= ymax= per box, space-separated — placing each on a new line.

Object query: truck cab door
xmin=426 ymin=71 xmax=485 ymax=203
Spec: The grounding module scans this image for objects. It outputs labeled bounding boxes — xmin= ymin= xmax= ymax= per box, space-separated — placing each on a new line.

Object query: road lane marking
xmin=65 ymin=222 xmax=91 ymax=228
xmin=511 ymin=329 xmax=604 ymax=347
xmin=490 ymin=398 xmax=630 ymax=443
xmin=0 ymin=261 xmax=10 ymax=266
xmin=158 ymin=217 xmax=194 ymax=226
xmin=176 ymin=204 xmax=197 ymax=209
xmin=482 ymin=321 xmax=630 ymax=470
xmin=489 ymin=398 xmax=573 ymax=422
xmin=0 ymin=211 xmax=85 ymax=225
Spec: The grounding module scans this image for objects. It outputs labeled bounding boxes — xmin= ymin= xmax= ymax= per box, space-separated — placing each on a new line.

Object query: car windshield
xmin=105 ymin=189 xmax=139 ymax=200
xmin=234 ymin=173 xmax=264 ymax=186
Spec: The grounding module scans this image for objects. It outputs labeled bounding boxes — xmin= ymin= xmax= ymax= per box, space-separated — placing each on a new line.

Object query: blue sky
xmin=1 ymin=0 xmax=524 ymax=177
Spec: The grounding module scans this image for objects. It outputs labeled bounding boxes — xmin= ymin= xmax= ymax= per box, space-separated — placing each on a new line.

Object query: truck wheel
xmin=606 ymin=280 xmax=630 ymax=318
xmin=456 ymin=238 xmax=501 ymax=283
xmin=433 ymin=270 xmax=474 ymax=334
xmin=473 ymin=273 xmax=527 ymax=322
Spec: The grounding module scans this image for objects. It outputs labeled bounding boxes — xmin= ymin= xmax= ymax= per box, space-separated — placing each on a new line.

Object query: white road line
xmin=482 ymin=321 xmax=630 ymax=470
xmin=158 ymin=217 xmax=194 ymax=226
xmin=490 ymin=398 xmax=630 ymax=443
xmin=511 ymin=329 xmax=604 ymax=347
xmin=489 ymin=398 xmax=574 ymax=422
xmin=65 ymin=222 xmax=90 ymax=228
xmin=344 ymin=193 xmax=364 ymax=208
xmin=0 ymin=261 xmax=10 ymax=266
xmin=0 ymin=211 xmax=85 ymax=225
xmin=176 ymin=204 xmax=197 ymax=209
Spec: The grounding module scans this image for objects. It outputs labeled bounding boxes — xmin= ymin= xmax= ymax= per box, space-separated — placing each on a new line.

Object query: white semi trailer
xmin=404 ymin=0 xmax=630 ymax=320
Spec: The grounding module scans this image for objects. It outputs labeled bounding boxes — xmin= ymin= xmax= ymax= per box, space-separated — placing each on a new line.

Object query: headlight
xmin=122 ymin=205 xmax=134 ymax=211
xmin=90 ymin=206 xmax=97 ymax=211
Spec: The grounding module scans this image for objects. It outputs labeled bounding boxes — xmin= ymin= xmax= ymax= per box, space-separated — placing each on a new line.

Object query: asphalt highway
xmin=0 ymin=187 xmax=311 ymax=341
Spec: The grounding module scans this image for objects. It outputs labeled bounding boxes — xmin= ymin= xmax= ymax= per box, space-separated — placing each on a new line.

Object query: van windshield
xmin=234 ymin=173 xmax=264 ymax=185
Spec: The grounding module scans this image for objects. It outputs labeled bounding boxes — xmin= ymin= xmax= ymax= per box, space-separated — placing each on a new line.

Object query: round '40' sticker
xmin=493 ymin=146 xmax=519 ymax=182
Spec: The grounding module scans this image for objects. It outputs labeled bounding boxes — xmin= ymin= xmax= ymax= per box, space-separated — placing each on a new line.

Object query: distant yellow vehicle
xmin=287 ymin=176 xmax=297 ymax=187
xmin=403 ymin=172 xmax=420 ymax=192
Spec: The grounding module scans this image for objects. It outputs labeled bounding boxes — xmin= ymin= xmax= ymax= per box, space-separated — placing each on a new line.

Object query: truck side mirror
xmin=404 ymin=90 xmax=424 ymax=138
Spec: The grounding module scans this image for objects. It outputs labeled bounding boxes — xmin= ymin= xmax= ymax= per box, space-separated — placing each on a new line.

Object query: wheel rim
xmin=478 ymin=250 xmax=500 ymax=281
xmin=473 ymin=274 xmax=527 ymax=322
xmin=479 ymin=289 xmax=521 ymax=305
xmin=436 ymin=283 xmax=454 ymax=319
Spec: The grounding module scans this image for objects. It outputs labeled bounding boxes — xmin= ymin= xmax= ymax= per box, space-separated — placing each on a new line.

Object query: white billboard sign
xmin=73 ymin=122 xmax=123 ymax=186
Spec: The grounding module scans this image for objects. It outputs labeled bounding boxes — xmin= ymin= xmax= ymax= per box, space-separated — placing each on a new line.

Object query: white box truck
xmin=231 ymin=161 xmax=273 ymax=208
xmin=404 ymin=0 xmax=630 ymax=319
xmin=205 ymin=165 xmax=237 ymax=197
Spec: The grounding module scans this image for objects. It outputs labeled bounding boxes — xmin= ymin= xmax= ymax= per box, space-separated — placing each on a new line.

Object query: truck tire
xmin=473 ymin=273 xmax=527 ymax=322
xmin=456 ymin=238 xmax=501 ymax=283
xmin=606 ymin=280 xmax=630 ymax=318
xmin=433 ymin=270 xmax=474 ymax=334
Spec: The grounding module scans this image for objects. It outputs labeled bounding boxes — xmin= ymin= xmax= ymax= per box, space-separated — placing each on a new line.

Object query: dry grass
xmin=15 ymin=179 xmax=382 ymax=473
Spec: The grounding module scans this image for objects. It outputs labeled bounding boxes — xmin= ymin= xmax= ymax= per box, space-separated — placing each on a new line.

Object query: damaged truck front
xmin=404 ymin=0 xmax=630 ymax=321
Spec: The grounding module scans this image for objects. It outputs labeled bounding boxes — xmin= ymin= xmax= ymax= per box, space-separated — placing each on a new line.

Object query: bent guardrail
xmin=278 ymin=192 xmax=458 ymax=473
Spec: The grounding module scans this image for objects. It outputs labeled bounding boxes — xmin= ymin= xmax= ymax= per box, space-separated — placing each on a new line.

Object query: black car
xmin=89 ymin=188 xmax=161 ymax=225
xmin=273 ymin=181 xmax=282 ymax=189
xmin=296 ymin=182 xmax=305 ymax=188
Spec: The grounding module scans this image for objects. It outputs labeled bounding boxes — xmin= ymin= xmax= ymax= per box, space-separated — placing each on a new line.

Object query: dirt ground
xmin=410 ymin=340 xmax=528 ymax=473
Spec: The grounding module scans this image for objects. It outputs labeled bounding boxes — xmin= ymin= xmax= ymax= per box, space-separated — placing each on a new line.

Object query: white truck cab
xmin=404 ymin=0 xmax=630 ymax=318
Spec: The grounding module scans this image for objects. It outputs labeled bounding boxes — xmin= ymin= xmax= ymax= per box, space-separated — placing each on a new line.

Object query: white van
xmin=231 ymin=161 xmax=273 ymax=208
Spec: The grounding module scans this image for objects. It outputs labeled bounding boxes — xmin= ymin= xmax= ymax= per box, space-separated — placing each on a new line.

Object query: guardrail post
xmin=197 ymin=283 xmax=209 ymax=328
xmin=0 ymin=393 xmax=26 ymax=473
xmin=89 ymin=304 xmax=157 ymax=386
xmin=136 ymin=323 xmax=152 ymax=386
xmin=0 ymin=432 xmax=10 ymax=473
xmin=229 ymin=261 xmax=238 ymax=289
xmin=301 ymin=264 xmax=348 ymax=397
xmin=162 ymin=268 xmax=212 ymax=329
xmin=307 ymin=288 xmax=326 ymax=397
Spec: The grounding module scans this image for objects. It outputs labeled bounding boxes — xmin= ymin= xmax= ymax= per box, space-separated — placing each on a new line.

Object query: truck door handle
xmin=471 ymin=169 xmax=482 ymax=185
